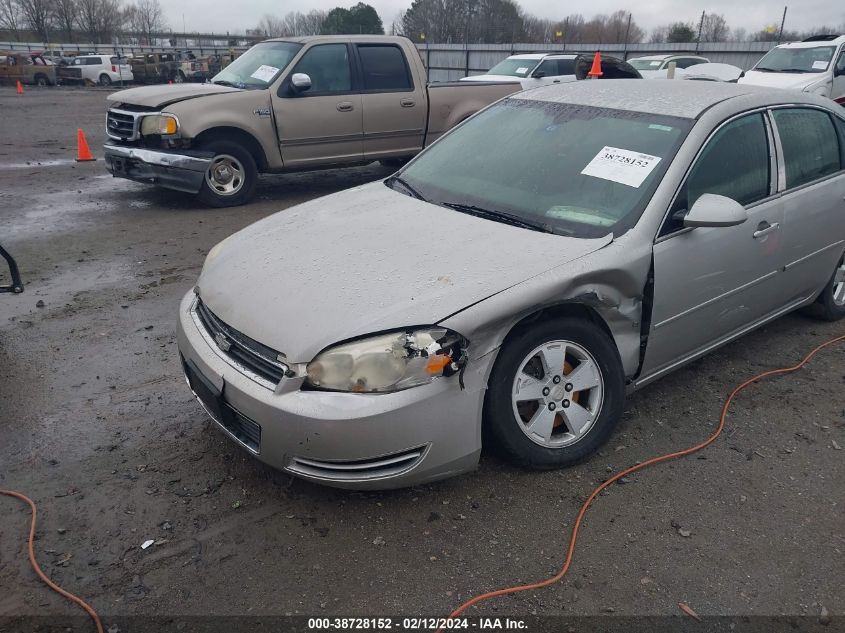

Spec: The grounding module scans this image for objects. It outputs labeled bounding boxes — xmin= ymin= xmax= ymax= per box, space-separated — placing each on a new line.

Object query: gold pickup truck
xmin=0 ymin=51 xmax=56 ymax=86
xmin=103 ymin=35 xmax=521 ymax=207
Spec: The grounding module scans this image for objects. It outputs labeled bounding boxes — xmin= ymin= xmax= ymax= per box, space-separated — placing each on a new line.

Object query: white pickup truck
xmin=739 ymin=34 xmax=845 ymax=105
xmin=103 ymin=35 xmax=521 ymax=207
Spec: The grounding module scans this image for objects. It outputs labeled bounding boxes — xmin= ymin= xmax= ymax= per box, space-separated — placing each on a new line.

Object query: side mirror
xmin=531 ymin=70 xmax=546 ymax=78
xmin=834 ymin=65 xmax=844 ymax=77
xmin=682 ymin=193 xmax=748 ymax=228
xmin=290 ymin=72 xmax=312 ymax=93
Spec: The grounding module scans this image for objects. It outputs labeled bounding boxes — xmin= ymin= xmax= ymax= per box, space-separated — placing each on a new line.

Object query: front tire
xmin=484 ymin=317 xmax=625 ymax=469
xmin=196 ymin=140 xmax=258 ymax=208
xmin=173 ymin=70 xmax=185 ymax=84
xmin=34 ymin=74 xmax=48 ymax=86
xmin=811 ymin=254 xmax=845 ymax=321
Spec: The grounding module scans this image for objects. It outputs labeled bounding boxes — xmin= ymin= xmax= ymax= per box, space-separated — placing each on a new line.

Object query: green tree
xmin=321 ymin=3 xmax=383 ymax=35
xmin=666 ymin=21 xmax=695 ymax=43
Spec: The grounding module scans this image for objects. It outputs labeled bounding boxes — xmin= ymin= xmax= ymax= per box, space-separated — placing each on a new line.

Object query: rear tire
xmin=99 ymin=74 xmax=112 ymax=86
xmin=34 ymin=74 xmax=48 ymax=86
xmin=809 ymin=253 xmax=845 ymax=321
xmin=173 ymin=70 xmax=185 ymax=84
xmin=196 ymin=140 xmax=258 ymax=208
xmin=484 ymin=317 xmax=625 ymax=469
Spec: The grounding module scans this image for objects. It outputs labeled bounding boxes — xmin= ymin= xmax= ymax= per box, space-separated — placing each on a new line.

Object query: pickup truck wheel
xmin=484 ymin=318 xmax=625 ymax=469
xmin=34 ymin=74 xmax=48 ymax=86
xmin=173 ymin=70 xmax=185 ymax=84
xmin=197 ymin=141 xmax=258 ymax=208
xmin=99 ymin=74 xmax=112 ymax=86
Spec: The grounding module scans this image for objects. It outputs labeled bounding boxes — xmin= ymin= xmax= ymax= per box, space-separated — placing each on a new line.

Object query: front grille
xmin=106 ymin=109 xmax=139 ymax=141
xmin=288 ymin=446 xmax=427 ymax=482
xmin=194 ymin=300 xmax=288 ymax=387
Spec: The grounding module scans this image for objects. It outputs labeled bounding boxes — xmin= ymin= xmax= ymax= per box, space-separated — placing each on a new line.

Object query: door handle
xmin=336 ymin=101 xmax=354 ymax=112
xmin=753 ymin=221 xmax=780 ymax=239
xmin=400 ymin=98 xmax=415 ymax=107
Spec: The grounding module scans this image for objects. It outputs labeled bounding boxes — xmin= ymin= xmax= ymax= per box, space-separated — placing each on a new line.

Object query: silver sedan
xmin=177 ymin=80 xmax=845 ymax=489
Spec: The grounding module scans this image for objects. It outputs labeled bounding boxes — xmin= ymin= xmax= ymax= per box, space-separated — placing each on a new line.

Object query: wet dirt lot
xmin=0 ymin=86 xmax=843 ymax=629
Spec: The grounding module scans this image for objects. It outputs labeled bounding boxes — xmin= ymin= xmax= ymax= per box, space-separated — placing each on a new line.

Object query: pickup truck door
xmin=272 ymin=43 xmax=363 ymax=168
xmin=352 ymin=43 xmax=427 ymax=160
xmin=642 ymin=111 xmax=789 ymax=380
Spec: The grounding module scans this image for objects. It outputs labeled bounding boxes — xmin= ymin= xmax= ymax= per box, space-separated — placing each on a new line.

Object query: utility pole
xmin=695 ymin=11 xmax=705 ymax=53
xmin=776 ymin=6 xmax=788 ymax=44
xmin=623 ymin=12 xmax=631 ymax=58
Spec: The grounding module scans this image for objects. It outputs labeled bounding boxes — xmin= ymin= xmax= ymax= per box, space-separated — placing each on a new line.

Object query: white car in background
xmin=738 ymin=34 xmax=845 ymax=105
xmin=69 ymin=54 xmax=133 ymax=85
xmin=628 ymin=54 xmax=710 ymax=78
xmin=460 ymin=53 xmax=580 ymax=88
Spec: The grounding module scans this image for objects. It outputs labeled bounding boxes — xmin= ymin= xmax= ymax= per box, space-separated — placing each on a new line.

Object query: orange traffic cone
xmin=16 ymin=80 xmax=24 ymax=94
xmin=75 ymin=128 xmax=96 ymax=162
xmin=587 ymin=51 xmax=603 ymax=78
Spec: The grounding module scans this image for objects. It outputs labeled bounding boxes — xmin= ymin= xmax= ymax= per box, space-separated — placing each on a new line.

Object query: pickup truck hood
xmin=107 ymin=83 xmax=239 ymax=108
xmin=737 ymin=70 xmax=818 ymax=91
xmin=197 ymin=181 xmax=612 ymax=362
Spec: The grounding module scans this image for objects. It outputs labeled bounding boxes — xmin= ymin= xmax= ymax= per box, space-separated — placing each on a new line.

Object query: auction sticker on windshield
xmin=581 ymin=146 xmax=661 ymax=188
xmin=250 ymin=65 xmax=280 ymax=82
xmin=812 ymin=60 xmax=828 ymax=70
xmin=516 ymin=67 xmax=529 ymax=74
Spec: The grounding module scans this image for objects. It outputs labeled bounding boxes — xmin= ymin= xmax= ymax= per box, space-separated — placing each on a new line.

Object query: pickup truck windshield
xmin=390 ymin=99 xmax=691 ymax=238
xmin=755 ymin=46 xmax=835 ymax=73
xmin=212 ymin=41 xmax=302 ymax=89
xmin=485 ymin=59 xmax=540 ymax=77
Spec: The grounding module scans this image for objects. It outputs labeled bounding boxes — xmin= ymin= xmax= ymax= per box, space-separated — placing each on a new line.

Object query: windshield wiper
xmin=442 ymin=202 xmax=557 ymax=234
xmin=385 ymin=175 xmax=426 ymax=201
xmin=212 ymin=79 xmax=241 ymax=88
xmin=753 ymin=67 xmax=777 ymax=72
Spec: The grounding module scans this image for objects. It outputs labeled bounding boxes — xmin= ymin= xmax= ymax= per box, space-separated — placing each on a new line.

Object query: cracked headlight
xmin=305 ymin=329 xmax=467 ymax=393
xmin=140 ymin=114 xmax=178 ymax=136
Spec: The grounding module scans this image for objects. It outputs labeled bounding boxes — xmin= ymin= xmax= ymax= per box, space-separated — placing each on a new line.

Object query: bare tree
xmin=0 ymin=0 xmax=24 ymax=39
xmin=131 ymin=0 xmax=166 ymax=43
xmin=18 ymin=0 xmax=53 ymax=41
xmin=256 ymin=10 xmax=325 ymax=38
xmin=700 ymin=13 xmax=730 ymax=42
xmin=77 ymin=0 xmax=125 ymax=43
xmin=52 ymin=0 xmax=78 ymax=42
xmin=257 ymin=13 xmax=286 ymax=37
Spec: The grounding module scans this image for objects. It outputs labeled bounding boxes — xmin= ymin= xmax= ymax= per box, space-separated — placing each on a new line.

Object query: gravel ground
xmin=0 ymin=86 xmax=843 ymax=628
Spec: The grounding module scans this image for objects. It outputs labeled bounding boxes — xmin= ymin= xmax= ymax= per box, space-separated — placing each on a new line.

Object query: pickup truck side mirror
xmin=531 ymin=70 xmax=546 ymax=78
xmin=682 ymin=193 xmax=748 ymax=228
xmin=290 ymin=73 xmax=312 ymax=93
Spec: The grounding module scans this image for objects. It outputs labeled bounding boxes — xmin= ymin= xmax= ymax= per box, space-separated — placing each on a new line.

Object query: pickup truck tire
xmin=34 ymin=74 xmax=49 ymax=87
xmin=173 ymin=70 xmax=186 ymax=84
xmin=197 ymin=140 xmax=258 ymax=208
xmin=99 ymin=74 xmax=112 ymax=86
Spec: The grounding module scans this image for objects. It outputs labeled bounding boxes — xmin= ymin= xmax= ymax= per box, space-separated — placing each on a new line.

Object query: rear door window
xmin=357 ymin=45 xmax=412 ymax=91
xmin=773 ymin=108 xmax=841 ymax=188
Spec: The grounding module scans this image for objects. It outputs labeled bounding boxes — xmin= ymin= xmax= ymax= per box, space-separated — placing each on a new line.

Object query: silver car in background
xmin=177 ymin=80 xmax=845 ymax=489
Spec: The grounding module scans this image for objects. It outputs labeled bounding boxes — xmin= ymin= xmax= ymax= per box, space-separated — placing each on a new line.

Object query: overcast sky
xmin=168 ymin=1 xmax=844 ymax=37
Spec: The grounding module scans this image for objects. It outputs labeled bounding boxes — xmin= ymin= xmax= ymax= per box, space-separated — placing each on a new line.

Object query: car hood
xmin=197 ymin=182 xmax=612 ymax=362
xmin=737 ymin=70 xmax=818 ymax=90
xmin=106 ymin=83 xmax=239 ymax=108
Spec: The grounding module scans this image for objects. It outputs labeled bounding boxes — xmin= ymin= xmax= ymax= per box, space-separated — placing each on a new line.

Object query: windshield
xmin=754 ymin=45 xmax=835 ymax=73
xmin=212 ymin=41 xmax=302 ymax=89
xmin=485 ymin=58 xmax=540 ymax=77
xmin=628 ymin=59 xmax=664 ymax=70
xmin=389 ymin=100 xmax=691 ymax=238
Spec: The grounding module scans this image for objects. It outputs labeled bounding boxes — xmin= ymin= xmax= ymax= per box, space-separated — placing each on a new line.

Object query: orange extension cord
xmin=0 ymin=489 xmax=104 ymax=633
xmin=1 ymin=334 xmax=843 ymax=633
xmin=442 ymin=332 xmax=845 ymax=625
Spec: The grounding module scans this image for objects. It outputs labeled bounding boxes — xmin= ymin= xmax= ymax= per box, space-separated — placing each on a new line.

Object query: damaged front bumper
xmin=103 ymin=143 xmax=211 ymax=194
xmin=175 ymin=291 xmax=489 ymax=490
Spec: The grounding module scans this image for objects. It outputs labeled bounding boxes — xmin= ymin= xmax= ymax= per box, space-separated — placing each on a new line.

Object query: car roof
xmin=517 ymin=79 xmax=823 ymax=119
xmin=776 ymin=34 xmax=845 ymax=48
xmin=269 ymin=34 xmax=410 ymax=45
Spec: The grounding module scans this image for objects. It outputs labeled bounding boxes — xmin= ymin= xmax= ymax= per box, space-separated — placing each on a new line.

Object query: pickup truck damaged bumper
xmin=103 ymin=143 xmax=211 ymax=193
